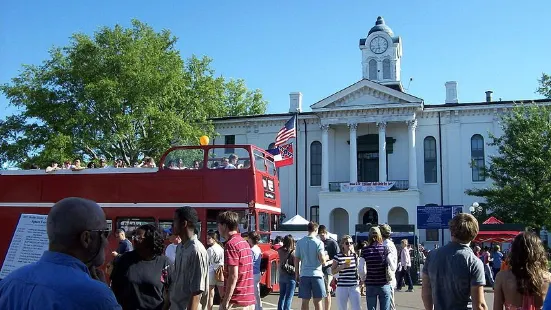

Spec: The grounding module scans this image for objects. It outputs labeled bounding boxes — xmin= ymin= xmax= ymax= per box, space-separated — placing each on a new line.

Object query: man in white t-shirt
xmin=165 ymin=234 xmax=181 ymax=264
xmin=379 ymin=224 xmax=398 ymax=310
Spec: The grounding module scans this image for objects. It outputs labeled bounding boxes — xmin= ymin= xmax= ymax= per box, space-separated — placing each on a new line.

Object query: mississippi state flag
xmin=267 ymin=143 xmax=293 ymax=168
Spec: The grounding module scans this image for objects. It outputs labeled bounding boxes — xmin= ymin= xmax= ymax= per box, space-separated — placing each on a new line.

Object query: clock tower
xmin=360 ymin=16 xmax=403 ymax=90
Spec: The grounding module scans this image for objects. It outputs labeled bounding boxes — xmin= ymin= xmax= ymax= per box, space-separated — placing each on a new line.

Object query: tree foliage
xmin=0 ymin=20 xmax=267 ymax=168
xmin=537 ymin=73 xmax=551 ymax=99
xmin=466 ymin=104 xmax=551 ymax=229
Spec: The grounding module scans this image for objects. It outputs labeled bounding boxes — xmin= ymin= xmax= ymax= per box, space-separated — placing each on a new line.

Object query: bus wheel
xmin=259 ymin=283 xmax=271 ymax=298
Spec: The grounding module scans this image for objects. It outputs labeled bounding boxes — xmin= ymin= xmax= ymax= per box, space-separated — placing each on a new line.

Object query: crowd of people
xmin=3 ymin=198 xmax=551 ymax=310
xmin=0 ymin=197 xmax=261 ymax=310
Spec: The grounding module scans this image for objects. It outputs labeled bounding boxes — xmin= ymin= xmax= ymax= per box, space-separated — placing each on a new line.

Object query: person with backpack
xmin=331 ymin=235 xmax=361 ymax=310
xmin=277 ymin=235 xmax=297 ymax=310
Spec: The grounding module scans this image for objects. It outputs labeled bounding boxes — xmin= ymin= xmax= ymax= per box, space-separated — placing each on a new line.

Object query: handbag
xmin=215 ymin=265 xmax=224 ymax=282
xmin=282 ymin=250 xmax=296 ymax=276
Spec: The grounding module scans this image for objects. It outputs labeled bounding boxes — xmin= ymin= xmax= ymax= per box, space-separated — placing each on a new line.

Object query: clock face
xmin=370 ymin=36 xmax=388 ymax=54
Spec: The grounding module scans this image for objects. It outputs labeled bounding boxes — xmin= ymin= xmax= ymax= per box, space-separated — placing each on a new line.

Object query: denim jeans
xmin=278 ymin=279 xmax=296 ymax=310
xmin=366 ymin=284 xmax=392 ymax=310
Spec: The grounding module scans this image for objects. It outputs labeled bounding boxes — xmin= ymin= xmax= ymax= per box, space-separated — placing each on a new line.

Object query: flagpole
xmin=295 ymin=112 xmax=299 ymax=217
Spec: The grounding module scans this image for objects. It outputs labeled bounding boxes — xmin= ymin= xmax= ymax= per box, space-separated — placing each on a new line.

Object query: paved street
xmin=215 ymin=286 xmax=495 ymax=309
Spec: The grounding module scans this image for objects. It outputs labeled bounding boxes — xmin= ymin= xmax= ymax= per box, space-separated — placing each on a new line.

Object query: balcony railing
xmin=328 ymin=180 xmax=409 ymax=192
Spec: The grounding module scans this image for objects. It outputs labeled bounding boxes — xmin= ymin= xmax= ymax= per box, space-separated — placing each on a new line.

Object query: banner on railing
xmin=340 ymin=182 xmax=395 ymax=192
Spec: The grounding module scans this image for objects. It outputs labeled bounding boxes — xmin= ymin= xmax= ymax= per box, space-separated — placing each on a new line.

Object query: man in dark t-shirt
xmin=112 ymin=229 xmax=133 ymax=261
xmin=318 ymin=225 xmax=339 ymax=310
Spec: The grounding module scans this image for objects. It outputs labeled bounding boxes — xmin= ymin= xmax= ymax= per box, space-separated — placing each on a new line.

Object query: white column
xmin=321 ymin=124 xmax=330 ymax=191
xmin=348 ymin=123 xmax=358 ymax=183
xmin=377 ymin=121 xmax=387 ymax=182
xmin=407 ymin=120 xmax=418 ymax=190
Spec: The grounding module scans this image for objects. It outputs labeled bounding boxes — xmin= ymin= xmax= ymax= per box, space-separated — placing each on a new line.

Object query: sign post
xmin=417 ymin=205 xmax=463 ymax=246
xmin=0 ymin=214 xmax=49 ymax=279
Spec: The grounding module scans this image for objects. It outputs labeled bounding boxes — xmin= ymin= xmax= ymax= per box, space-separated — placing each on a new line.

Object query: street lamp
xmin=469 ymin=202 xmax=479 ymax=214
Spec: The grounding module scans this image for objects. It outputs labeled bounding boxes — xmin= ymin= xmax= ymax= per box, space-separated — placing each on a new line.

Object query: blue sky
xmin=1 ymin=0 xmax=550 ymax=117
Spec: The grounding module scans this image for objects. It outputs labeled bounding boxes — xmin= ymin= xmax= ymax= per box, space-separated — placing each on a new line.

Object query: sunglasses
xmin=344 ymin=241 xmax=354 ymax=246
xmin=90 ymin=229 xmax=110 ymax=238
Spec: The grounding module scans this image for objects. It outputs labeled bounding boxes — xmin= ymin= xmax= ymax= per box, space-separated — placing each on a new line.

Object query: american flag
xmin=275 ymin=115 xmax=296 ymax=146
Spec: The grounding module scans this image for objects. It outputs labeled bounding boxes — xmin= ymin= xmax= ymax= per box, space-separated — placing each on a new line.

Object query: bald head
xmin=47 ymin=197 xmax=106 ymax=246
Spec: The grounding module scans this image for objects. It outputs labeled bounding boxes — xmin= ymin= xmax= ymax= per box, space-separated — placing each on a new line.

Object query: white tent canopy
xmin=271 ymin=215 xmax=338 ymax=241
xmin=282 ymin=214 xmax=310 ymax=225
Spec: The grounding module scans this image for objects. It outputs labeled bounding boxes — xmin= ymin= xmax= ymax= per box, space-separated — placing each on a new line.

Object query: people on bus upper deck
xmin=112 ymin=228 xmax=133 ymax=261
xmin=87 ymin=162 xmax=97 ymax=169
xmin=192 ymin=160 xmax=201 ymax=169
xmin=110 ymin=224 xmax=173 ymax=310
xmin=62 ymin=160 xmax=71 ymax=169
xmin=0 ymin=197 xmax=121 ymax=310
xmin=228 ymin=154 xmax=238 ymax=169
xmin=70 ymin=158 xmax=85 ymax=171
xmin=141 ymin=157 xmax=156 ymax=168
xmin=46 ymin=161 xmax=60 ymax=173
xmin=170 ymin=206 xmax=209 ymax=310
xmin=242 ymin=159 xmax=251 ymax=169
xmin=177 ymin=158 xmax=185 ymax=169
xmin=99 ymin=157 xmax=109 ymax=168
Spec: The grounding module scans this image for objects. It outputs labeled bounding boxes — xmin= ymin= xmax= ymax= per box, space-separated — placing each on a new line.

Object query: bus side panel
xmin=0 ymin=177 xmax=42 ymax=202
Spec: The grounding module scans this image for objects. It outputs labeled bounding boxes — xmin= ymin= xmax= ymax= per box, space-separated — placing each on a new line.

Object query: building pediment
xmin=310 ymin=79 xmax=423 ymax=110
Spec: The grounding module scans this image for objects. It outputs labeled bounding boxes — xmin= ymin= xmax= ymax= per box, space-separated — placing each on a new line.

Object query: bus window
xmin=265 ymin=158 xmax=276 ymax=176
xmin=253 ymin=151 xmax=266 ymax=172
xmin=106 ymin=219 xmax=113 ymax=234
xmin=258 ymin=212 xmax=270 ymax=232
xmin=164 ymin=148 xmax=204 ymax=170
xmin=117 ymin=217 xmax=156 ymax=238
xmin=207 ymin=147 xmax=251 ymax=169
xmin=259 ymin=234 xmax=270 ymax=244
xmin=159 ymin=220 xmax=173 ymax=239
xmin=271 ymin=214 xmax=280 ymax=231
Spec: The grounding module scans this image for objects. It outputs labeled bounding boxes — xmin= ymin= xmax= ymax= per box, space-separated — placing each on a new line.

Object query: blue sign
xmin=417 ymin=205 xmax=464 ymax=229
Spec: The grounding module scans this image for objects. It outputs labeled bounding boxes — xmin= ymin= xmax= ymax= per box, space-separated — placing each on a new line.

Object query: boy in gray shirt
xmin=422 ymin=213 xmax=487 ymax=310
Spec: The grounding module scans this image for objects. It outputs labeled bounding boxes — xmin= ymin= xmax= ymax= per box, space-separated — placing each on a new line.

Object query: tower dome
xmin=368 ymin=16 xmax=394 ymax=37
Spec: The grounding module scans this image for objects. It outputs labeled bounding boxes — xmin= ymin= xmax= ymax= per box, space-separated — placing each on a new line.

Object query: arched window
xmin=382 ymin=59 xmax=391 ymax=79
xmin=424 ymin=136 xmax=437 ymax=183
xmin=471 ymin=134 xmax=486 ymax=181
xmin=310 ymin=141 xmax=322 ymax=186
xmin=369 ymin=59 xmax=377 ymax=80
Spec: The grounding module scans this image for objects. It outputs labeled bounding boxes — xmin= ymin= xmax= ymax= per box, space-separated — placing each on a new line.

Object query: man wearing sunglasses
xmin=0 ymin=197 xmax=121 ymax=310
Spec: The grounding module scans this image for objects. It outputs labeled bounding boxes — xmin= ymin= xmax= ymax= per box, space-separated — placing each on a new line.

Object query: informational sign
xmin=262 ymin=176 xmax=275 ymax=199
xmin=417 ymin=205 xmax=464 ymax=229
xmin=340 ymin=182 xmax=395 ymax=192
xmin=0 ymin=214 xmax=49 ymax=279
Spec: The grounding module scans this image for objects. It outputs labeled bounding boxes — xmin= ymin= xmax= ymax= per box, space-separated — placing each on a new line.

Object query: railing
xmin=328 ymin=180 xmax=409 ymax=192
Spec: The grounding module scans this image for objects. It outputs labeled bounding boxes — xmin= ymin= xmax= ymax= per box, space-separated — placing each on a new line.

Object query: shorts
xmin=324 ymin=274 xmax=334 ymax=293
xmin=298 ymin=276 xmax=327 ymax=299
xmin=208 ymin=271 xmax=224 ymax=286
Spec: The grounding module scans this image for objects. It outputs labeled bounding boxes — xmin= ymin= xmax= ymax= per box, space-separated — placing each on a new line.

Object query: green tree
xmin=0 ymin=20 xmax=267 ymax=168
xmin=466 ymin=104 xmax=551 ymax=230
xmin=537 ymin=73 xmax=551 ymax=98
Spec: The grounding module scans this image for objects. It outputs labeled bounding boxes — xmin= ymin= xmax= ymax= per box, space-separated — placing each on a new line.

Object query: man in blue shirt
xmin=295 ymin=222 xmax=327 ymax=310
xmin=0 ymin=197 xmax=121 ymax=310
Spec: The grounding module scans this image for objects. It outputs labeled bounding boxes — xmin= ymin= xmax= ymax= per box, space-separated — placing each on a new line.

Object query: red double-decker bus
xmin=0 ymin=144 xmax=283 ymax=294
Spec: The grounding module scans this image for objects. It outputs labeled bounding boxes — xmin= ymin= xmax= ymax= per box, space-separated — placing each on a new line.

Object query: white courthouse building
xmin=212 ymin=16 xmax=549 ymax=245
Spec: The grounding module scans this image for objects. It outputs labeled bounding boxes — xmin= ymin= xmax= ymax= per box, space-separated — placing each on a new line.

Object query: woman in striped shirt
xmin=331 ymin=235 xmax=361 ymax=310
xmin=358 ymin=226 xmax=391 ymax=310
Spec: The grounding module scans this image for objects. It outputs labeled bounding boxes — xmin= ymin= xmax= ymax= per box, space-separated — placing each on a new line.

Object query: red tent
xmin=474 ymin=216 xmax=521 ymax=243
xmin=483 ymin=216 xmax=504 ymax=225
